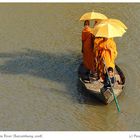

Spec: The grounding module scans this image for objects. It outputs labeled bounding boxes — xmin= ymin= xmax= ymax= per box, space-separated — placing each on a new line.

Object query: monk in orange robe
xmin=82 ymin=20 xmax=95 ymax=72
xmin=94 ymin=37 xmax=117 ymax=78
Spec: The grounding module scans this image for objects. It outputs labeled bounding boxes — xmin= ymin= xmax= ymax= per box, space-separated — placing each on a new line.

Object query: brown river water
xmin=0 ymin=3 xmax=139 ymax=131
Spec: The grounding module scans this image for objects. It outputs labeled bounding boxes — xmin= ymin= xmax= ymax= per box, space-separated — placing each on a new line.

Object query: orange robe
xmin=82 ymin=27 xmax=95 ymax=71
xmin=94 ymin=38 xmax=117 ymax=77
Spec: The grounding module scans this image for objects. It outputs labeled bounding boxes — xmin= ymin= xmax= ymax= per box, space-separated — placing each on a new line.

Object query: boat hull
xmin=78 ymin=63 xmax=125 ymax=104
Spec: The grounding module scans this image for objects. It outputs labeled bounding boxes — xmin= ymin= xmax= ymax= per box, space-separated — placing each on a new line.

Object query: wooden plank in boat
xmin=84 ymin=81 xmax=103 ymax=93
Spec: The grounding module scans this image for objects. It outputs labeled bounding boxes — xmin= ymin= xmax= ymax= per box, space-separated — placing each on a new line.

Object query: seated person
xmin=104 ymin=67 xmax=115 ymax=88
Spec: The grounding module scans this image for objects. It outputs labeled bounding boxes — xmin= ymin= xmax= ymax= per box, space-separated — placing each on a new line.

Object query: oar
xmin=103 ymin=58 xmax=121 ymax=112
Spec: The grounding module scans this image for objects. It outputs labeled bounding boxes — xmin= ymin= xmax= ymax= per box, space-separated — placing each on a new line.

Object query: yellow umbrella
xmin=80 ymin=11 xmax=108 ymax=21
xmin=91 ymin=19 xmax=126 ymax=38
xmin=108 ymin=18 xmax=127 ymax=29
xmin=95 ymin=18 xmax=127 ymax=29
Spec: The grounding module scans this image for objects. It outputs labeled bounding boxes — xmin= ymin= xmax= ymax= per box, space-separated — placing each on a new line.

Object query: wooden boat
xmin=78 ymin=63 xmax=125 ymax=104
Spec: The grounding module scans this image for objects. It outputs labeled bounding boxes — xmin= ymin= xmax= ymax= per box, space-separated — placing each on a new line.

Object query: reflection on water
xmin=0 ymin=3 xmax=139 ymax=130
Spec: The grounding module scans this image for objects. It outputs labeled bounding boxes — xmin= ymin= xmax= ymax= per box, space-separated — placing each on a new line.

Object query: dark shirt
xmin=104 ymin=74 xmax=115 ymax=88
